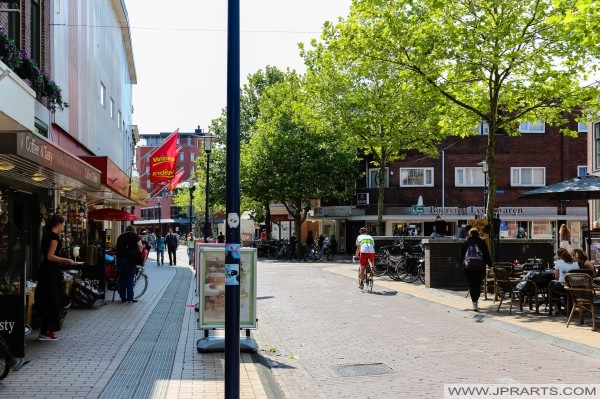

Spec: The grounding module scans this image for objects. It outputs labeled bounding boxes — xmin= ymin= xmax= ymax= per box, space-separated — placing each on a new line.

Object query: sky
xmin=125 ymin=0 xmax=353 ymax=135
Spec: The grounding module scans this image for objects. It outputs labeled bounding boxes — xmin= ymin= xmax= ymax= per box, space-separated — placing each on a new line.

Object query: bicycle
xmin=0 ymin=333 xmax=17 ymax=380
xmin=358 ymin=258 xmax=374 ymax=293
xmin=104 ymin=253 xmax=149 ymax=301
xmin=372 ymin=247 xmax=401 ymax=281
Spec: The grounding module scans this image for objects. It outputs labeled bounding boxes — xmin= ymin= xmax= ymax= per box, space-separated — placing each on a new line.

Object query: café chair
xmin=564 ymin=273 xmax=600 ymax=331
xmin=492 ymin=266 xmax=522 ymax=315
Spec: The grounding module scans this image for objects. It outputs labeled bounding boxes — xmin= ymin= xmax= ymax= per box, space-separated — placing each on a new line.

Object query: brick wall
xmin=423 ymin=239 xmax=555 ymax=290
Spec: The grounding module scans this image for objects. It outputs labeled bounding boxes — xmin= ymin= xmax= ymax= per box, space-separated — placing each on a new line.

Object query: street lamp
xmin=157 ymin=196 xmax=162 ymax=236
xmin=478 ymin=160 xmax=488 ymax=217
xmin=204 ymin=134 xmax=214 ymax=242
xmin=188 ymin=179 xmax=196 ymax=237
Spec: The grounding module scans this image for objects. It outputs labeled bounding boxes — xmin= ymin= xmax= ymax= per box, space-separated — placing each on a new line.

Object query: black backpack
xmin=463 ymin=244 xmax=485 ymax=270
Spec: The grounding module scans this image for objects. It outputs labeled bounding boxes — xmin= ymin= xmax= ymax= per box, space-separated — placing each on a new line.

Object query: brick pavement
xmin=5 ymin=251 xmax=600 ymax=399
xmin=250 ymin=259 xmax=600 ymax=398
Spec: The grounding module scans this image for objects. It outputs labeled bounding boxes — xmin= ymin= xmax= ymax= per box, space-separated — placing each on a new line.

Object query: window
xmin=110 ymin=98 xmax=115 ymax=119
xmin=117 ymin=110 xmax=122 ymax=127
xmin=578 ymin=166 xmax=588 ymax=177
xmin=7 ymin=2 xmax=19 ymax=46
xmin=367 ymin=168 xmax=389 ymax=188
xmin=400 ymin=168 xmax=434 ymax=187
xmin=146 ymin=180 xmax=151 ymax=189
xmin=455 ymin=167 xmax=486 ymax=187
xmin=180 ymin=152 xmax=184 ymax=162
xmin=578 ymin=122 xmax=588 ymax=133
xmin=187 ymin=137 xmax=192 ymax=146
xmin=30 ymin=0 xmax=40 ymax=65
xmin=100 ymin=82 xmax=106 ymax=107
xmin=190 ymin=153 xmax=195 ymax=162
xmin=145 ymin=153 xmax=149 ymax=162
xmin=519 ymin=119 xmax=545 ymax=133
xmin=596 ymin=123 xmax=600 ymax=170
xmin=511 ymin=167 xmax=545 ymax=186
xmin=145 ymin=166 xmax=149 ymax=174
xmin=191 ymin=166 xmax=195 ymax=174
xmin=476 ymin=122 xmax=489 ymax=135
xmin=141 ymin=209 xmax=147 ymax=218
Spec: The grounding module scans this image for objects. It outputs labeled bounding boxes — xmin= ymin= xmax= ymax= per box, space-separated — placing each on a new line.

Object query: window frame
xmin=367 ymin=167 xmax=389 ymax=188
xmin=399 ymin=167 xmax=434 ymax=187
xmin=519 ymin=119 xmax=545 ymax=133
xmin=100 ymin=82 xmax=106 ymax=108
xmin=455 ymin=167 xmax=486 ymax=187
xmin=510 ymin=167 xmax=546 ymax=187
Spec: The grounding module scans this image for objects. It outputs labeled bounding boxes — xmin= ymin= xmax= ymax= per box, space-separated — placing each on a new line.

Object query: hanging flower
xmin=0 ymin=28 xmax=68 ymax=112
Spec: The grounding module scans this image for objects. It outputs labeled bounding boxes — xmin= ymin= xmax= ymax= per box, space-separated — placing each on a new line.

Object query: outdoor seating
xmin=493 ymin=266 xmax=522 ymax=314
xmin=564 ymin=273 xmax=600 ymax=331
xmin=515 ymin=271 xmax=554 ymax=314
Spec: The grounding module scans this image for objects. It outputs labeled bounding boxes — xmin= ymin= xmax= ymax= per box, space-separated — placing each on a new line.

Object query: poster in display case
xmin=196 ymin=245 xmax=257 ymax=329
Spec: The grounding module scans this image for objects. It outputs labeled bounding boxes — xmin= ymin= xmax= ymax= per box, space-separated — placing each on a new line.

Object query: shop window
xmin=368 ymin=167 xmax=389 ymax=188
xmin=511 ymin=167 xmax=545 ymax=186
xmin=455 ymin=167 xmax=485 ymax=187
xmin=400 ymin=167 xmax=434 ymax=187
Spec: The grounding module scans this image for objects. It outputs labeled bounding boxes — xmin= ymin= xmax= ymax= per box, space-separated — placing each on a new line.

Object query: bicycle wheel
xmin=133 ymin=272 xmax=148 ymax=299
xmin=387 ymin=258 xmax=403 ymax=281
xmin=373 ymin=252 xmax=389 ymax=277
xmin=366 ymin=260 xmax=374 ymax=293
xmin=418 ymin=260 xmax=425 ymax=283
xmin=0 ymin=339 xmax=10 ymax=380
xmin=400 ymin=259 xmax=420 ymax=283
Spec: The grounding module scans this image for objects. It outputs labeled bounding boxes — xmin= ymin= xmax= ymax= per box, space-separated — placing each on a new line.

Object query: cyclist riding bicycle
xmin=356 ymin=227 xmax=375 ymax=290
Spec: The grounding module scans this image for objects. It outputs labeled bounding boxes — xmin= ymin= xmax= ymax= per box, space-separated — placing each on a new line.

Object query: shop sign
xmin=16 ymin=132 xmax=101 ymax=188
xmin=411 ymin=205 xmax=424 ymax=214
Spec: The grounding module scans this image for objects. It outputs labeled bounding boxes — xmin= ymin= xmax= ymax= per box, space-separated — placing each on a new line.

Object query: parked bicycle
xmin=0 ymin=333 xmax=17 ymax=380
xmin=104 ymin=252 xmax=149 ymax=302
xmin=394 ymin=240 xmax=425 ymax=283
xmin=373 ymin=243 xmax=403 ymax=281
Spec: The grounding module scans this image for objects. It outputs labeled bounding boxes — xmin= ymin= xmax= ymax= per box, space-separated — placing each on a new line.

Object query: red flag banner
xmin=149 ymin=129 xmax=178 ymax=184
xmin=167 ymin=168 xmax=185 ymax=192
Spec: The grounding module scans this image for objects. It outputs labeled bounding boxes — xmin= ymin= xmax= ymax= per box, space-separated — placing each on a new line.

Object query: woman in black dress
xmin=36 ymin=214 xmax=76 ymax=341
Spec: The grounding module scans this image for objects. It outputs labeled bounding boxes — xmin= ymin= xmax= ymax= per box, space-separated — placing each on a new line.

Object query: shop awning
xmin=80 ymin=156 xmax=147 ymax=206
xmin=0 ymin=131 xmax=101 ymax=193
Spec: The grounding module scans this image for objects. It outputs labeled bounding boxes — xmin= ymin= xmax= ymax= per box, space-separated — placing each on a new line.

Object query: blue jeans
xmin=188 ymin=247 xmax=194 ymax=266
xmin=117 ymin=256 xmax=136 ymax=301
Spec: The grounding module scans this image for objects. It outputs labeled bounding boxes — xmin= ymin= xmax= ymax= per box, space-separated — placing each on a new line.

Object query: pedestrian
xmin=455 ymin=224 xmax=471 ymax=240
xmin=355 ymin=227 xmax=375 ymax=290
xmin=217 ymin=232 xmax=225 ymax=243
xmin=460 ymin=228 xmax=492 ymax=311
xmin=559 ymin=224 xmax=571 ymax=250
xmin=36 ymin=214 xmax=77 ymax=341
xmin=304 ymin=231 xmax=315 ymax=261
xmin=116 ymin=225 xmax=143 ymax=303
xmin=319 ymin=234 xmax=330 ymax=257
xmin=431 ymin=215 xmax=448 ymax=237
xmin=165 ymin=228 xmax=179 ymax=265
xmin=155 ymin=232 xmax=165 ymax=266
xmin=187 ymin=232 xmax=195 ymax=268
xmin=288 ymin=234 xmax=298 ymax=260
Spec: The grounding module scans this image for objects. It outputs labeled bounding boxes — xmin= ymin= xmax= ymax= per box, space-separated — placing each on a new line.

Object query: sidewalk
xmin=1 ymin=247 xmax=267 ymax=399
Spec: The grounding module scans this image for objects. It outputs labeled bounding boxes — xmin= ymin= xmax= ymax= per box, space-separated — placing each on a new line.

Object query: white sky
xmin=125 ymin=0 xmax=352 ymax=134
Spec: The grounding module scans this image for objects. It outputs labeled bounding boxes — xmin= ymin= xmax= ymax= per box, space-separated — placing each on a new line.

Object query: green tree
xmin=242 ymin=71 xmax=358 ymax=252
xmin=301 ymin=23 xmax=443 ymax=234
xmin=336 ymin=0 xmax=600 ymax=249
xmin=208 ymin=66 xmax=288 ymax=231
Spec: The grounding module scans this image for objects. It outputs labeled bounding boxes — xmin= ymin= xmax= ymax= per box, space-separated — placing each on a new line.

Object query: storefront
xmin=0 ymin=131 xmax=102 ymax=357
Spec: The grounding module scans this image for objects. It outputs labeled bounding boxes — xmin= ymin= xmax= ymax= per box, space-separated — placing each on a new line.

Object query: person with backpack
xmin=460 ymin=228 xmax=492 ymax=312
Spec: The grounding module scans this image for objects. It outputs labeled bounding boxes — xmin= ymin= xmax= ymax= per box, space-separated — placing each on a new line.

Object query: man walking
xmin=165 ymin=229 xmax=179 ymax=265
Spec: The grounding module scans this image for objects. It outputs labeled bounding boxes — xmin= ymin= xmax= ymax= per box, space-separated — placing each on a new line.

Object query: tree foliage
xmin=335 ymin=0 xmax=600 ymax=228
xmin=301 ymin=19 xmax=444 ymax=233
xmin=241 ymin=71 xmax=358 ymax=244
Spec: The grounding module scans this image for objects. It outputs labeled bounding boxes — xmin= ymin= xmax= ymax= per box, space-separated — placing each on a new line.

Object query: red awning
xmin=88 ymin=208 xmax=138 ymax=221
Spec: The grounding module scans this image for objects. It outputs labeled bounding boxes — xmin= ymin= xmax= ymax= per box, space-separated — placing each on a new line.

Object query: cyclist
xmin=356 ymin=227 xmax=375 ymax=290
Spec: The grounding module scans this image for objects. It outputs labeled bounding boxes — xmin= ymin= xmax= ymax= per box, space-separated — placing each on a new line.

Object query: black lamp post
xmin=189 ymin=179 xmax=196 ymax=236
xmin=157 ymin=196 xmax=162 ymax=236
xmin=204 ymin=134 xmax=213 ymax=242
xmin=478 ymin=160 xmax=488 ymax=217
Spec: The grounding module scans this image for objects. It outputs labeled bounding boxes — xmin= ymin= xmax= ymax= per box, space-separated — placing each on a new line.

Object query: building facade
xmin=308 ymin=119 xmax=589 ymax=253
xmin=133 ymin=131 xmax=205 ymax=236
